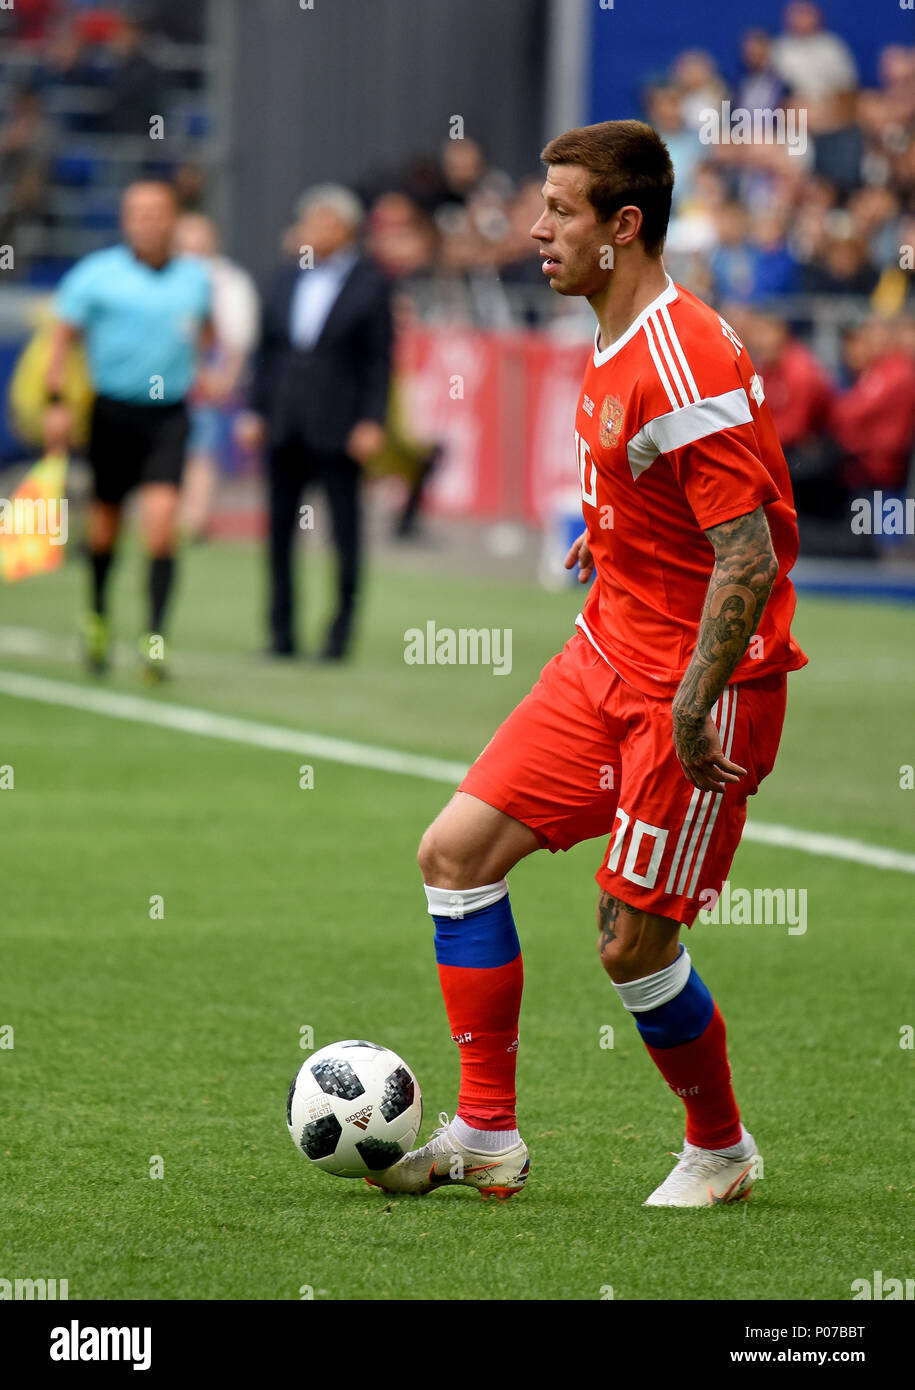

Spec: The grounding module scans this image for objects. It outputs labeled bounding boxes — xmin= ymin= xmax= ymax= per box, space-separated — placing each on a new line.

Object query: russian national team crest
xmin=599 ymin=394 xmax=624 ymax=449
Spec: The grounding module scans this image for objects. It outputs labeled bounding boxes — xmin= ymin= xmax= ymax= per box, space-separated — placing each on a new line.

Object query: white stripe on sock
xmin=612 ymin=946 xmax=692 ymax=1013
xmin=424 ymin=880 xmax=508 ymax=918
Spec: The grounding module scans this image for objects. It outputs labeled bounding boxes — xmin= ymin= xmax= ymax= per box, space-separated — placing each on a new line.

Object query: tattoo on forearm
xmin=597 ymin=891 xmax=639 ymax=955
xmin=673 ymin=507 xmax=777 ymax=735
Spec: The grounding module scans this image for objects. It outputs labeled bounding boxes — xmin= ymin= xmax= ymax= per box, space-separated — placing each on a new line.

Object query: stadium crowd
xmin=1 ymin=0 xmax=913 ymax=550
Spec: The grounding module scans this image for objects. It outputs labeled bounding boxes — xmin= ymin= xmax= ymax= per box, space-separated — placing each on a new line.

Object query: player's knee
xmin=417 ymin=824 xmax=461 ymax=888
xmin=596 ymin=901 xmax=676 ymax=983
xmin=417 ymin=822 xmax=483 ymax=890
xmin=598 ymin=930 xmax=646 ymax=981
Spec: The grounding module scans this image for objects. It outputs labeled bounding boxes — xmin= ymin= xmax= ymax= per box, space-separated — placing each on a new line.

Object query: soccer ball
xmin=286 ymin=1040 xmax=423 ymax=1178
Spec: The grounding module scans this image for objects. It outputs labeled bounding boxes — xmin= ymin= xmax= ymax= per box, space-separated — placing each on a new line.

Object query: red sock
xmin=437 ymin=956 xmax=523 ymax=1129
xmin=644 ymin=1004 xmax=742 ymax=1149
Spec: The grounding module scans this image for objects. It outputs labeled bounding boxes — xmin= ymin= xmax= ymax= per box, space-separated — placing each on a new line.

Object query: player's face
xmin=531 ymin=165 xmax=613 ymax=297
xmin=122 ymin=185 xmax=178 ymax=263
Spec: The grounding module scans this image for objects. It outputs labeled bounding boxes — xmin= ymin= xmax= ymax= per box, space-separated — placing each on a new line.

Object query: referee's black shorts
xmin=87 ymin=395 xmax=190 ymax=506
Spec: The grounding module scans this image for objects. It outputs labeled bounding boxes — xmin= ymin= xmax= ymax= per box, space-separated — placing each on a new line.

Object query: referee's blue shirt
xmin=55 ymin=245 xmax=211 ymax=405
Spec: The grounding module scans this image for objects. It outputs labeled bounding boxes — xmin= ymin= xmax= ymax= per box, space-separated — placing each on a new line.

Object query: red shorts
xmin=460 ymin=629 xmax=788 ymax=926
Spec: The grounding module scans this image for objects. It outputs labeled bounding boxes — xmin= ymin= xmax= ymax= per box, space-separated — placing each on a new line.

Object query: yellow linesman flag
xmin=7 ymin=321 xmax=93 ymax=451
xmin=0 ymin=452 xmax=69 ymax=582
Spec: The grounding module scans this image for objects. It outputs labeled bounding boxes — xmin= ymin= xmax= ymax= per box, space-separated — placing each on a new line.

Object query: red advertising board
xmin=397 ymin=325 xmax=590 ymax=523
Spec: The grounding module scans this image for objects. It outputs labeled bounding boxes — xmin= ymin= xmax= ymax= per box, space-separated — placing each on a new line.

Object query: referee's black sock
xmin=89 ymin=550 xmax=114 ymax=617
xmin=148 ymin=555 xmax=176 ymax=634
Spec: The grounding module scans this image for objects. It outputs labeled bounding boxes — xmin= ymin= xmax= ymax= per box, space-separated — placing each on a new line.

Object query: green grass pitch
xmin=1 ymin=538 xmax=913 ymax=1300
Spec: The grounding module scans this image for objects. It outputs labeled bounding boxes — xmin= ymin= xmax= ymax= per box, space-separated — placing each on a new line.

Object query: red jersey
xmin=573 ymin=274 xmax=807 ymax=696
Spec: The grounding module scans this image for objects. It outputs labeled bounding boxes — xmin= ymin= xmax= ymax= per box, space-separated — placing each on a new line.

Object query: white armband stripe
xmin=625 ymin=387 xmax=754 ymax=480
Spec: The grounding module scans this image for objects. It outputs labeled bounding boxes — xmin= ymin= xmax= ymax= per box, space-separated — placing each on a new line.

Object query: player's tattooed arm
xmin=672 ymin=505 xmax=778 ymax=793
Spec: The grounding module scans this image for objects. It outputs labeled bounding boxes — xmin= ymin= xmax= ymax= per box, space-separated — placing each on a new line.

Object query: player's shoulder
xmin=55 ymin=244 xmax=123 ymax=301
xmin=639 ymin=278 xmax=748 ymax=418
xmin=173 ymin=252 xmax=213 ymax=292
xmin=68 ymin=243 xmax=127 ymax=280
xmin=666 ymin=281 xmax=746 ymax=373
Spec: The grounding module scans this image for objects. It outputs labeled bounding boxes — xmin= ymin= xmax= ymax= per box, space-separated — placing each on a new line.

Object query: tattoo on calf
xmin=597 ymin=891 xmax=639 ymax=954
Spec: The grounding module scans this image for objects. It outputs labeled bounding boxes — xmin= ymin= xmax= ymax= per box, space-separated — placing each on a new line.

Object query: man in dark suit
xmin=240 ymin=185 xmax=392 ymax=659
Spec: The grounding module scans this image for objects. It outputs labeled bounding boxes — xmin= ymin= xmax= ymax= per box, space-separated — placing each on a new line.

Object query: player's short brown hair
xmin=540 ymin=120 xmax=674 ymax=256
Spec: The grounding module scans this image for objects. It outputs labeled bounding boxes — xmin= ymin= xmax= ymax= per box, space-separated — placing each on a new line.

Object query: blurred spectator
xmin=810 ymin=92 xmax=865 ymax=196
xmin=771 ymin=2 xmax=858 ymax=100
xmin=848 ymin=186 xmax=901 ymax=271
xmin=173 ymin=212 xmax=260 ymax=540
xmin=5 ymin=0 xmax=59 ymax=42
xmin=740 ymin=306 xmax=840 ymax=521
xmin=645 ymin=85 xmax=703 ymax=207
xmin=709 ymin=204 xmax=799 ymax=304
xmin=359 ymin=193 xmax=444 ymax=536
xmin=365 ymin=193 xmax=438 ymax=280
xmin=671 ymin=49 xmax=727 ymax=131
xmin=667 ymin=162 xmax=727 ymax=264
xmin=148 ymin=0 xmax=206 ymax=44
xmin=735 ymin=29 xmax=788 ymax=115
xmin=799 ymin=219 xmax=880 ymax=297
xmin=497 ymin=177 xmax=547 ymax=288
xmin=436 ymin=136 xmax=488 ymax=214
xmin=242 ymin=185 xmax=393 ymax=660
xmin=174 ymin=162 xmax=207 ymax=212
xmin=709 ymin=202 xmax=755 ymax=301
xmin=831 ymin=318 xmax=915 ymax=493
xmin=0 ymin=84 xmax=56 ymax=259
xmin=102 ymin=17 xmax=162 ymax=136
xmin=748 ymin=211 xmax=800 ymax=297
xmin=876 ymin=45 xmax=915 ymax=131
xmin=42 ymin=22 xmax=98 ymax=96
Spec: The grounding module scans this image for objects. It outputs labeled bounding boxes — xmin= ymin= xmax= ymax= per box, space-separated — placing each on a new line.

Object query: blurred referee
xmin=45 ymin=181 xmax=211 ymax=680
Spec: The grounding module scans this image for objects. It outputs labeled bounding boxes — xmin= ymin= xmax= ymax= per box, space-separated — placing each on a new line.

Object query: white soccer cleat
xmin=643 ymin=1132 xmax=760 ymax=1208
xmin=365 ymin=1111 xmax=530 ymax=1200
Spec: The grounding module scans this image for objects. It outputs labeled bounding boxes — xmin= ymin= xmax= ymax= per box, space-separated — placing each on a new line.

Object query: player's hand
xmin=672 ymin=706 xmax=747 ymax=793
xmin=43 ymin=401 xmax=72 ymax=453
xmin=345 ymin=419 xmax=386 ymax=466
xmin=234 ymin=411 xmax=266 ymax=453
xmin=564 ymin=529 xmax=594 ymax=583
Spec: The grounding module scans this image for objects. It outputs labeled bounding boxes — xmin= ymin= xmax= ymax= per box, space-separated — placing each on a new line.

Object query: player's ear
xmin=611 ymin=205 xmax=644 ymax=249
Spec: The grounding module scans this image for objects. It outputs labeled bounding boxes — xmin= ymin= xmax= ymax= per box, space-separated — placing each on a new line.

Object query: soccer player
xmin=44 ymin=181 xmax=211 ymax=680
xmin=370 ymin=121 xmax=808 ymax=1207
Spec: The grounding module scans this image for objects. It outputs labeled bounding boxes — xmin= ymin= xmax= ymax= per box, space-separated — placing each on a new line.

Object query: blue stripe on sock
xmin=433 ymin=895 xmax=520 ymax=969
xmin=633 ymin=966 xmax=714 ymax=1049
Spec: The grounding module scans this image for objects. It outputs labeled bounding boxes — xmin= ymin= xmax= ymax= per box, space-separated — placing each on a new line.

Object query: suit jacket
xmin=251 ymin=255 xmax=393 ymax=454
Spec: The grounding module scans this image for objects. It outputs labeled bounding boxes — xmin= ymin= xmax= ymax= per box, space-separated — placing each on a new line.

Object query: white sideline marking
xmin=0 ymin=666 xmax=913 ymax=877
xmin=0 ymin=669 xmax=468 ymax=785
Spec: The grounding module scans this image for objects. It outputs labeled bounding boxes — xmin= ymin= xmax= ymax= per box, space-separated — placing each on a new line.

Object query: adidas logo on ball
xmin=344 ymin=1104 xmax=374 ymax=1130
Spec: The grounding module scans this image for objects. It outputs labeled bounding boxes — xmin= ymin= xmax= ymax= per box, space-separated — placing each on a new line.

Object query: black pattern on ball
xmin=286 ymin=1075 xmax=297 ymax=1128
xmin=310 ymin=1058 xmax=365 ymax=1101
xmin=340 ymin=1040 xmax=384 ymax=1050
xmin=356 ymin=1137 xmax=408 ymax=1170
xmin=300 ymin=1114 xmax=342 ymax=1160
xmin=379 ymin=1065 xmax=414 ymax=1121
